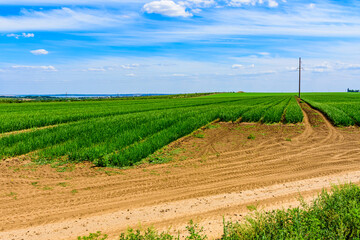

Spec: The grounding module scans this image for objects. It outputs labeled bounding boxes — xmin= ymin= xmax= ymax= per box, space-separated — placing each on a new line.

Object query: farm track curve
xmin=1 ymin=101 xmax=360 ymax=239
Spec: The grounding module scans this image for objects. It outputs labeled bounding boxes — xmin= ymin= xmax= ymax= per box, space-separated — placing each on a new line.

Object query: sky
xmin=1 ymin=0 xmax=360 ymax=94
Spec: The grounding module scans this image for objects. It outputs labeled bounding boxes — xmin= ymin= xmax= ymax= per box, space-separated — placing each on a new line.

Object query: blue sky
xmin=1 ymin=0 xmax=360 ymax=94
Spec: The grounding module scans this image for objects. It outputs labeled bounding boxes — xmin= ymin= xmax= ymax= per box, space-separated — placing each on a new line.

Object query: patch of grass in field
xmin=142 ymin=148 xmax=185 ymax=165
xmin=193 ymin=133 xmax=205 ymax=138
xmin=9 ymin=163 xmax=39 ymax=173
xmin=31 ymin=181 xmax=39 ymax=187
xmin=50 ymin=162 xmax=76 ymax=172
xmin=6 ymin=192 xmax=17 ymax=200
xmin=42 ymin=186 xmax=53 ymax=191
xmin=78 ymin=220 xmax=206 ymax=240
xmin=57 ymin=182 xmax=68 ymax=187
xmin=77 ymin=231 xmax=108 ymax=240
xmin=71 ymin=189 xmax=78 ymax=194
xmin=247 ymin=134 xmax=256 ymax=140
xmin=205 ymin=124 xmax=220 ymax=129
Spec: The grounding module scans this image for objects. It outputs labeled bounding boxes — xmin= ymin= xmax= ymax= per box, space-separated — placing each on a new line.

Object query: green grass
xmin=0 ymin=93 xmax=303 ymax=167
xmin=223 ymin=183 xmax=360 ymax=239
xmin=284 ymin=97 xmax=304 ymax=123
xmin=247 ymin=134 xmax=256 ymax=140
xmin=77 ymin=183 xmax=360 ymax=239
xmin=302 ymin=93 xmax=360 ymax=126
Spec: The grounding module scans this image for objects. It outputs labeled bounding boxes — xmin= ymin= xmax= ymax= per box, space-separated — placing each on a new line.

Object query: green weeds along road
xmin=78 ymin=184 xmax=360 ymax=239
xmin=0 ymin=93 xmax=304 ymax=167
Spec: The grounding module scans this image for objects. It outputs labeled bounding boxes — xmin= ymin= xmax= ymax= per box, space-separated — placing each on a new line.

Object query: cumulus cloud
xmin=11 ymin=65 xmax=57 ymax=71
xmin=143 ymin=0 xmax=192 ymax=17
xmin=30 ymin=49 xmax=49 ymax=55
xmin=6 ymin=33 xmax=35 ymax=39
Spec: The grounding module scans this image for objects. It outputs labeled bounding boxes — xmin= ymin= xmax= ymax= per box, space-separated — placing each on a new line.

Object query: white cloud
xmin=126 ymin=73 xmax=136 ymax=76
xmin=143 ymin=0 xmax=192 ymax=17
xmin=120 ymin=63 xmax=140 ymax=69
xmin=268 ymin=0 xmax=278 ymax=8
xmin=232 ymin=64 xmax=255 ymax=69
xmin=23 ymin=33 xmax=35 ymax=37
xmin=172 ymin=73 xmax=187 ymax=76
xmin=0 ymin=7 xmax=123 ymax=32
xmin=227 ymin=0 xmax=281 ymax=7
xmin=0 ymin=0 xmax=150 ymax=5
xmin=30 ymin=49 xmax=49 ymax=55
xmin=258 ymin=52 xmax=270 ymax=56
xmin=6 ymin=32 xmax=35 ymax=39
xmin=309 ymin=3 xmax=315 ymax=9
xmin=6 ymin=33 xmax=19 ymax=39
xmin=179 ymin=0 xmax=216 ymax=8
xmin=11 ymin=65 xmax=57 ymax=71
xmin=232 ymin=64 xmax=244 ymax=69
xmin=87 ymin=67 xmax=106 ymax=71
xmin=302 ymin=61 xmax=360 ymax=73
xmin=228 ymin=0 xmax=257 ymax=7
xmin=190 ymin=8 xmax=202 ymax=13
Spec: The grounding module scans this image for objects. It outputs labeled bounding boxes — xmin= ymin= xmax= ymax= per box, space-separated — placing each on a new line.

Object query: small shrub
xmin=78 ymin=231 xmax=108 ymax=240
xmin=247 ymin=134 xmax=255 ymax=140
xmin=186 ymin=220 xmax=207 ymax=240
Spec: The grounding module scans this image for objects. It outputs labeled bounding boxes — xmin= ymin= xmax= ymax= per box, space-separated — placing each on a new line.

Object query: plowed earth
xmin=1 ymin=102 xmax=360 ymax=240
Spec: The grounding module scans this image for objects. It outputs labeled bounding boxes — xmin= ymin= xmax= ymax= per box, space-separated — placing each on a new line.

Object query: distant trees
xmin=347 ymin=88 xmax=359 ymax=92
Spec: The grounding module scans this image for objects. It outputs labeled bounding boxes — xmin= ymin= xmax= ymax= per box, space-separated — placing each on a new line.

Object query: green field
xmin=302 ymin=93 xmax=360 ymax=126
xmin=0 ymin=93 xmax=302 ymax=167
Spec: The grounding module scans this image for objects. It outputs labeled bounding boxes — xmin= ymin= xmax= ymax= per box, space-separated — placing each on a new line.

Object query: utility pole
xmin=298 ymin=57 xmax=301 ymax=99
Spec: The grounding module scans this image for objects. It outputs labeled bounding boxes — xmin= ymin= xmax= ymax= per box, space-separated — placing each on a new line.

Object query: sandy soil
xmin=1 ymin=102 xmax=360 ymax=240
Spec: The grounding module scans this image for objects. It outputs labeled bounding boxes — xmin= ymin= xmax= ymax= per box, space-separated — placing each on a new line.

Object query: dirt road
xmin=1 ymin=102 xmax=360 ymax=240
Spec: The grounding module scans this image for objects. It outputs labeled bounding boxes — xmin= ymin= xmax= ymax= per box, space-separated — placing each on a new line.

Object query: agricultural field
xmin=0 ymin=93 xmax=303 ymax=167
xmin=302 ymin=92 xmax=360 ymax=126
xmin=2 ymin=92 xmax=360 ymax=240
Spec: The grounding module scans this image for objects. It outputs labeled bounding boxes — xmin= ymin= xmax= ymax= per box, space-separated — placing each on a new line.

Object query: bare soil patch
xmin=1 ymin=103 xmax=360 ymax=240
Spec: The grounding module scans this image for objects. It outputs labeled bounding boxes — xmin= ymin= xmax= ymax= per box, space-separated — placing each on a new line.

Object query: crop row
xmin=302 ymin=93 xmax=360 ymax=126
